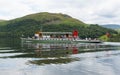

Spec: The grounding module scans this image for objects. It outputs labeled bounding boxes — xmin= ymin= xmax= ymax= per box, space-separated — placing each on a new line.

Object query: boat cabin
xmin=34 ymin=32 xmax=74 ymax=39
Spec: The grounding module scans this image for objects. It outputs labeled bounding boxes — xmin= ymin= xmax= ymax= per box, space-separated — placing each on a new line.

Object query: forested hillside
xmin=0 ymin=12 xmax=118 ymax=38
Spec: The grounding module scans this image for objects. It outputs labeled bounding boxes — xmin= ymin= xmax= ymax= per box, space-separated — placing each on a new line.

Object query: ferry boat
xmin=21 ymin=30 xmax=102 ymax=43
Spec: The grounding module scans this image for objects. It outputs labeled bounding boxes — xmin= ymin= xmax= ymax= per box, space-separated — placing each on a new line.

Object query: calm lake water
xmin=0 ymin=38 xmax=120 ymax=75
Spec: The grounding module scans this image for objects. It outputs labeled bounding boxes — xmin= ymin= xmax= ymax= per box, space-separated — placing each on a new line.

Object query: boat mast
xmin=40 ymin=25 xmax=42 ymax=32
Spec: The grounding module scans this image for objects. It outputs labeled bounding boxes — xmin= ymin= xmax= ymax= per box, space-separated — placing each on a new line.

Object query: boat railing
xmin=35 ymin=38 xmax=74 ymax=41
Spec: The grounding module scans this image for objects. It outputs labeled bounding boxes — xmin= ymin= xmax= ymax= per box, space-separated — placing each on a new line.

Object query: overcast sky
xmin=0 ymin=0 xmax=120 ymax=25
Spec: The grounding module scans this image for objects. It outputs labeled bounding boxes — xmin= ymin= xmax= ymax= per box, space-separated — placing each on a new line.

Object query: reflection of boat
xmin=21 ymin=30 xmax=102 ymax=43
xmin=74 ymin=39 xmax=102 ymax=43
xmin=22 ymin=43 xmax=77 ymax=50
xmin=21 ymin=42 xmax=108 ymax=54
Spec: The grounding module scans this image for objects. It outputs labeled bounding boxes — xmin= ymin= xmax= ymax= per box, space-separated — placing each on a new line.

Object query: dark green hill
xmin=0 ymin=12 xmax=118 ymax=38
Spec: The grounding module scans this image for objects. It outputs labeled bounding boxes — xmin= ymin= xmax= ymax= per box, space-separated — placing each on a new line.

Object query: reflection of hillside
xmin=0 ymin=42 xmax=119 ymax=65
xmin=1 ymin=42 xmax=117 ymax=59
xmin=21 ymin=43 xmax=78 ymax=58
xmin=20 ymin=43 xmax=117 ymax=57
xmin=29 ymin=58 xmax=79 ymax=65
xmin=22 ymin=43 xmax=117 ymax=52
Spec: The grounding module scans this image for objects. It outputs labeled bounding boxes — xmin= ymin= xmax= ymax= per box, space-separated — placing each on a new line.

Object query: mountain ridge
xmin=101 ymin=24 xmax=120 ymax=29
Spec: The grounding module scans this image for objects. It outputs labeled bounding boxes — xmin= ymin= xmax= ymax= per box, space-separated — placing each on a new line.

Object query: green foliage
xmin=116 ymin=29 xmax=120 ymax=33
xmin=108 ymin=34 xmax=120 ymax=42
xmin=99 ymin=35 xmax=108 ymax=41
xmin=0 ymin=12 xmax=118 ymax=38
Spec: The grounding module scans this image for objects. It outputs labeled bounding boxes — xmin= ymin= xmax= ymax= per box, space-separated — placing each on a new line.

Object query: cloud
xmin=0 ymin=0 xmax=120 ymax=24
xmin=0 ymin=0 xmax=34 ymax=19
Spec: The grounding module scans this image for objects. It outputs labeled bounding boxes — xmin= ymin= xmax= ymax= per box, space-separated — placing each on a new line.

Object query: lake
xmin=0 ymin=38 xmax=120 ymax=75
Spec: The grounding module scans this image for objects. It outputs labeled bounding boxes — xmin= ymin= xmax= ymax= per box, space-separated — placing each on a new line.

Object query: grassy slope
xmin=0 ymin=20 xmax=8 ymax=26
xmin=0 ymin=12 xmax=117 ymax=38
xmin=10 ymin=12 xmax=86 ymax=26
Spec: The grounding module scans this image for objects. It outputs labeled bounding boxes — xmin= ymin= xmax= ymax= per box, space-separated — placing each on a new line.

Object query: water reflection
xmin=21 ymin=43 xmax=80 ymax=65
xmin=0 ymin=43 xmax=117 ymax=57
xmin=1 ymin=38 xmax=120 ymax=75
xmin=29 ymin=58 xmax=79 ymax=65
xmin=20 ymin=42 xmax=118 ymax=65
